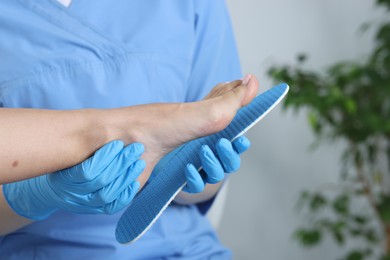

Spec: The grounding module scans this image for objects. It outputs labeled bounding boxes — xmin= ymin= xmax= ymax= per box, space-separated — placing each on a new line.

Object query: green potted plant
xmin=268 ymin=0 xmax=390 ymax=259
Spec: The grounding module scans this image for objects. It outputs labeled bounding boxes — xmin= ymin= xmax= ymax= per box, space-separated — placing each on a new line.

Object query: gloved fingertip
xmin=112 ymin=139 xmax=125 ymax=147
xmin=131 ymin=181 xmax=141 ymax=192
xmin=184 ymin=164 xmax=205 ymax=193
xmin=116 ymin=184 xmax=136 ymax=207
xmin=136 ymin=159 xmax=146 ymax=171
xmin=217 ymin=138 xmax=234 ymax=152
xmin=126 ymin=160 xmax=146 ymax=180
xmin=126 ymin=142 xmax=145 ymax=157
xmin=230 ymin=157 xmax=241 ymax=173
xmin=104 ymin=181 xmax=141 ymax=215
xmin=134 ymin=142 xmax=145 ymax=153
xmin=239 ymin=135 xmax=251 ymax=147
xmin=201 ymin=145 xmax=218 ymax=164
xmin=92 ymin=140 xmax=124 ymax=166
xmin=234 ymin=136 xmax=251 ymax=154
xmin=222 ymin=153 xmax=241 ymax=173
xmin=103 ymin=202 xmax=118 ymax=215
xmin=201 ymin=144 xmax=211 ymax=154
xmin=215 ymin=139 xmax=242 ymax=173
xmin=108 ymin=140 xmax=125 ymax=154
xmin=186 ymin=163 xmax=195 ymax=170
xmin=206 ymin=169 xmax=225 ymax=184
xmin=185 ymin=164 xmax=197 ymax=182
xmin=217 ymin=138 xmax=230 ymax=147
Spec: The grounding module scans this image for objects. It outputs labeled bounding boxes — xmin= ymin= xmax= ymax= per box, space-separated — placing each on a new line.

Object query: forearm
xmin=0 ymin=108 xmax=111 ymax=184
xmin=0 ymin=185 xmax=32 ymax=235
xmin=174 ymin=182 xmax=223 ymax=205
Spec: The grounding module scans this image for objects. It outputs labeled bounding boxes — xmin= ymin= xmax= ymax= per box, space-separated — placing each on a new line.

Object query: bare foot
xmin=109 ymin=75 xmax=259 ymax=187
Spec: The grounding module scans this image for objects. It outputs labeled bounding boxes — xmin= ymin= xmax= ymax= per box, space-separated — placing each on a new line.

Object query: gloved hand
xmin=183 ymin=135 xmax=251 ymax=193
xmin=3 ymin=140 xmax=146 ymax=220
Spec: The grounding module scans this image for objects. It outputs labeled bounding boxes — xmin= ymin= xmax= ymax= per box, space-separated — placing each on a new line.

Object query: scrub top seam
xmin=22 ymin=0 xmax=194 ymax=63
xmin=0 ymin=53 xmax=135 ymax=91
xmin=19 ymin=0 xmax=127 ymax=57
xmin=0 ymin=52 xmax=190 ymax=91
xmin=44 ymin=0 xmax=130 ymax=54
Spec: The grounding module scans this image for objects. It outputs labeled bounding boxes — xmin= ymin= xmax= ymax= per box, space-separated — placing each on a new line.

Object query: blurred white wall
xmin=218 ymin=1 xmax=385 ymax=259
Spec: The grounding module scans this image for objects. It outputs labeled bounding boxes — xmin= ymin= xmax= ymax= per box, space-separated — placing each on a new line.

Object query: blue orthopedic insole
xmin=116 ymin=83 xmax=289 ymax=244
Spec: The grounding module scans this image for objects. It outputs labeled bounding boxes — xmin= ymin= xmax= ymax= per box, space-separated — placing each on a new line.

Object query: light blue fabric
xmin=0 ymin=0 xmax=241 ymax=258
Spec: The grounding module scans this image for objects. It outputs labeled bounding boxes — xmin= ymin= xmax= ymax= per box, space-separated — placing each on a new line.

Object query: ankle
xmin=99 ymin=107 xmax=143 ymax=145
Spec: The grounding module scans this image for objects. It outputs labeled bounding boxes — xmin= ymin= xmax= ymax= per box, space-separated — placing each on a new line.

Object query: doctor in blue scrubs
xmin=0 ymin=0 xmax=254 ymax=258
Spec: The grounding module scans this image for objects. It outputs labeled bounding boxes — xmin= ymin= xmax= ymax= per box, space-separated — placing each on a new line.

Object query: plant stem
xmin=351 ymin=142 xmax=387 ymax=252
xmin=386 ymin=225 xmax=390 ymax=255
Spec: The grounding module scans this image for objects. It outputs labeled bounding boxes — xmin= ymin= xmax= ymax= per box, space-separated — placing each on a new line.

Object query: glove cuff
xmin=3 ymin=176 xmax=57 ymax=220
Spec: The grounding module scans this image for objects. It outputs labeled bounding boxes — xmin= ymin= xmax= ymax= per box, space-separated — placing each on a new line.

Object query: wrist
xmin=3 ymin=176 xmax=57 ymax=220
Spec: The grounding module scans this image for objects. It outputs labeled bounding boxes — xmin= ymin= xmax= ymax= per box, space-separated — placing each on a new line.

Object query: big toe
xmin=241 ymin=75 xmax=259 ymax=106
xmin=226 ymin=74 xmax=259 ymax=107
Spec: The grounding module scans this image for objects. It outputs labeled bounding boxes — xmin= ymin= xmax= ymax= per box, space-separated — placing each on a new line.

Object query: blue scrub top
xmin=0 ymin=0 xmax=241 ymax=259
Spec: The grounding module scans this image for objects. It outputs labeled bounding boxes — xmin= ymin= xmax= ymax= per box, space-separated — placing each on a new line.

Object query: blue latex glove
xmin=183 ymin=135 xmax=251 ymax=193
xmin=3 ymin=140 xmax=146 ymax=220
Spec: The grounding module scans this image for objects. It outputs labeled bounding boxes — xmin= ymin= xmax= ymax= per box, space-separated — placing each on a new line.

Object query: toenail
xmin=242 ymin=74 xmax=252 ymax=85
